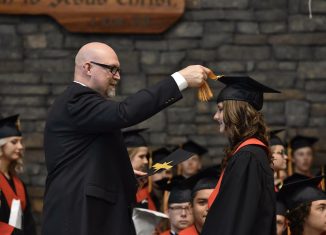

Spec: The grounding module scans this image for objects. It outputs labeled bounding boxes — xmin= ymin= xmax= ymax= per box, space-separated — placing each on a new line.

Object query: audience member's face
xmin=293 ymin=147 xmax=313 ymax=173
xmin=1 ymin=136 xmax=24 ymax=162
xmin=130 ymin=147 xmax=149 ymax=171
xmin=168 ymin=202 xmax=194 ymax=233
xmin=151 ymin=169 xmax=172 ymax=182
xmin=276 ymin=215 xmax=287 ymax=235
xmin=271 ymin=145 xmax=288 ymax=171
xmin=304 ymin=200 xmax=326 ymax=234
xmin=213 ymin=102 xmax=225 ymax=133
xmin=192 ymin=189 xmax=213 ymax=233
xmin=181 ymin=155 xmax=202 ymax=178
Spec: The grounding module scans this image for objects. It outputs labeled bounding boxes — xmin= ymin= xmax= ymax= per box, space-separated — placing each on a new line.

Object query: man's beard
xmin=106 ymin=88 xmax=116 ymax=98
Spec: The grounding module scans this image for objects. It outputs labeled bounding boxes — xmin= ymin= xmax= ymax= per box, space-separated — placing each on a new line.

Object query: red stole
xmin=179 ymin=225 xmax=199 ymax=235
xmin=208 ymin=138 xmax=267 ymax=208
xmin=0 ymin=173 xmax=27 ymax=235
xmin=136 ymin=186 xmax=157 ymax=211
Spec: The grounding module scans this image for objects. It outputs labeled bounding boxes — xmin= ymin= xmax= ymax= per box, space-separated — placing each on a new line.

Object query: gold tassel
xmin=148 ymin=149 xmax=153 ymax=193
xmin=163 ymin=191 xmax=170 ymax=214
xmin=198 ymin=73 xmax=223 ymax=102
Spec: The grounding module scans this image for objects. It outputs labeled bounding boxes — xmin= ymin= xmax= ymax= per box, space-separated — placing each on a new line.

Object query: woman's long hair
xmin=287 ymin=202 xmax=311 ymax=235
xmin=0 ymin=137 xmax=24 ymax=175
xmin=221 ymin=100 xmax=270 ymax=169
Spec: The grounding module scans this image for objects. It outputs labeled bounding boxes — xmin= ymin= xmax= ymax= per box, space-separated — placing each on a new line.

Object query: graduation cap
xmin=160 ymin=176 xmax=192 ymax=204
xmin=182 ymin=140 xmax=208 ymax=156
xmin=269 ymin=129 xmax=285 ymax=146
xmin=216 ymin=76 xmax=280 ymax=111
xmin=146 ymin=148 xmax=194 ymax=176
xmin=122 ymin=128 xmax=148 ymax=148
xmin=0 ymin=114 xmax=22 ymax=139
xmin=184 ymin=165 xmax=220 ymax=198
xmin=152 ymin=148 xmax=171 ymax=164
xmin=290 ymin=135 xmax=318 ymax=152
xmin=278 ymin=175 xmax=326 ymax=212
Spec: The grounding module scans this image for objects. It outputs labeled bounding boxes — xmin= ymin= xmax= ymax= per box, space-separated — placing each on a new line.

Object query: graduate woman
xmin=0 ymin=115 xmax=36 ymax=235
xmin=201 ymin=76 xmax=279 ymax=235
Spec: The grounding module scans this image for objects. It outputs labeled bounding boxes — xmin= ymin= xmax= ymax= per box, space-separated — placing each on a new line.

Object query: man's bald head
xmin=75 ymin=42 xmax=117 ymax=66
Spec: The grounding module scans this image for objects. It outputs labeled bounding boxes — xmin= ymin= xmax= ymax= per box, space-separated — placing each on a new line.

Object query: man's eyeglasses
xmin=90 ymin=61 xmax=121 ymax=75
xmin=168 ymin=205 xmax=192 ymax=213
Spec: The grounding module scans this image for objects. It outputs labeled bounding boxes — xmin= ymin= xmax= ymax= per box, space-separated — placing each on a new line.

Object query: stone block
xmin=24 ymin=59 xmax=74 ymax=72
xmin=187 ymin=49 xmax=216 ymax=62
xmin=167 ymin=108 xmax=195 ymax=123
xmin=42 ymin=73 xmax=72 ymax=84
xmin=168 ymin=39 xmax=199 ymax=50
xmin=0 ymin=96 xmax=45 ymax=106
xmin=0 ymin=73 xmax=40 ymax=83
xmin=201 ymin=34 xmax=232 ymax=48
xmin=24 ymin=34 xmax=47 ymax=49
xmin=311 ymin=103 xmax=326 ymax=116
xmin=204 ymin=21 xmax=235 ymax=33
xmin=260 ymin=22 xmax=287 ymax=34
xmin=273 ymin=46 xmax=313 ymax=60
xmin=201 ymin=0 xmax=248 ymax=8
xmin=298 ymin=61 xmax=326 ymax=79
xmin=285 ymin=100 xmax=310 ymax=127
xmin=168 ymin=22 xmax=203 ymax=38
xmin=208 ymin=61 xmax=246 ymax=73
xmin=234 ymin=35 xmax=267 ymax=45
xmin=0 ymin=84 xmax=49 ymax=95
xmin=120 ymin=74 xmax=146 ymax=95
xmin=24 ymin=133 xmax=44 ymax=148
xmin=315 ymin=47 xmax=326 ymax=59
xmin=135 ymin=40 xmax=168 ymax=50
xmin=160 ymin=52 xmax=186 ymax=65
xmin=236 ymin=22 xmax=259 ymax=34
xmin=218 ymin=45 xmax=270 ymax=60
xmin=269 ymin=33 xmax=326 ymax=45
xmin=306 ymin=81 xmax=326 ymax=92
xmin=255 ymin=9 xmax=287 ymax=21
xmin=250 ymin=71 xmax=296 ymax=88
xmin=168 ymin=124 xmax=196 ymax=135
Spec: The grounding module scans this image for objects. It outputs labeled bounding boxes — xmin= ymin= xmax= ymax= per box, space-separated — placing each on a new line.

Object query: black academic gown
xmin=283 ymin=173 xmax=311 ymax=184
xmin=201 ymin=145 xmax=276 ymax=235
xmin=0 ymin=176 xmax=36 ymax=235
xmin=42 ymin=78 xmax=182 ymax=235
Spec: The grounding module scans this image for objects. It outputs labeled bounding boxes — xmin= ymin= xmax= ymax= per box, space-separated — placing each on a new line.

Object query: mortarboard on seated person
xmin=278 ymin=176 xmax=326 ymax=235
xmin=0 ymin=114 xmax=22 ymax=139
xmin=179 ymin=166 xmax=219 ymax=235
xmin=275 ymin=192 xmax=289 ymax=235
xmin=180 ymin=140 xmax=208 ymax=179
xmin=160 ymin=178 xmax=194 ymax=235
xmin=284 ymin=135 xmax=319 ymax=184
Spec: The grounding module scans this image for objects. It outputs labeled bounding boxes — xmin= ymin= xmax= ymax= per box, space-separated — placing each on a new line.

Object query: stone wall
xmin=0 ymin=0 xmax=326 ymax=232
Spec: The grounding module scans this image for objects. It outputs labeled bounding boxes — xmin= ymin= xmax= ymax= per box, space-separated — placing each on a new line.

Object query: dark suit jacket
xmin=42 ymin=77 xmax=182 ymax=235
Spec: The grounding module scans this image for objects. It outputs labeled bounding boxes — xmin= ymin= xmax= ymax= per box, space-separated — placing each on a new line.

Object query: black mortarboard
xmin=269 ymin=129 xmax=285 ymax=146
xmin=290 ymin=135 xmax=318 ymax=152
xmin=216 ymin=76 xmax=280 ymax=111
xmin=182 ymin=140 xmax=208 ymax=156
xmin=0 ymin=114 xmax=22 ymax=139
xmin=123 ymin=128 xmax=148 ymax=148
xmin=146 ymin=148 xmax=194 ymax=176
xmin=161 ymin=177 xmax=192 ymax=204
xmin=185 ymin=165 xmax=220 ymax=197
xmin=151 ymin=148 xmax=171 ymax=164
xmin=278 ymin=176 xmax=326 ymax=211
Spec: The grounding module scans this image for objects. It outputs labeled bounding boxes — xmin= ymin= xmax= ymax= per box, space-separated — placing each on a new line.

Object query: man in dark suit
xmin=42 ymin=42 xmax=211 ymax=235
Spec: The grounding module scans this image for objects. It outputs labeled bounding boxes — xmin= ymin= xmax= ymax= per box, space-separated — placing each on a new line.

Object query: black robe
xmin=201 ymin=145 xmax=276 ymax=235
xmin=283 ymin=173 xmax=311 ymax=184
xmin=0 ymin=176 xmax=36 ymax=235
xmin=42 ymin=78 xmax=182 ymax=235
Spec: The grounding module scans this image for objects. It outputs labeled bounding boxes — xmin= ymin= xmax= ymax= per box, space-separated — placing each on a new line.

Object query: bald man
xmin=42 ymin=42 xmax=211 ymax=235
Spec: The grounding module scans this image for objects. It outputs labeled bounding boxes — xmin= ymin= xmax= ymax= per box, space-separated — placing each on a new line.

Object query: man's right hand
xmin=178 ymin=65 xmax=213 ymax=88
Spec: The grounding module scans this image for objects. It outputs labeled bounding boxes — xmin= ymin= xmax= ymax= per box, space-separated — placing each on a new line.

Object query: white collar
xmin=73 ymin=81 xmax=87 ymax=87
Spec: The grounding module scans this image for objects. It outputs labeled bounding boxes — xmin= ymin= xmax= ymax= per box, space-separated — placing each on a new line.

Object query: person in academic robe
xmin=279 ymin=176 xmax=326 ymax=235
xmin=41 ymin=42 xmax=211 ymax=235
xmin=201 ymin=76 xmax=279 ymax=235
xmin=284 ymin=135 xmax=318 ymax=184
xmin=180 ymin=140 xmax=208 ymax=179
xmin=0 ymin=115 xmax=36 ymax=235
xmin=179 ymin=166 xmax=218 ymax=235
xmin=269 ymin=129 xmax=288 ymax=191
xmin=123 ymin=128 xmax=157 ymax=211
xmin=276 ymin=195 xmax=288 ymax=235
xmin=160 ymin=179 xmax=194 ymax=235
